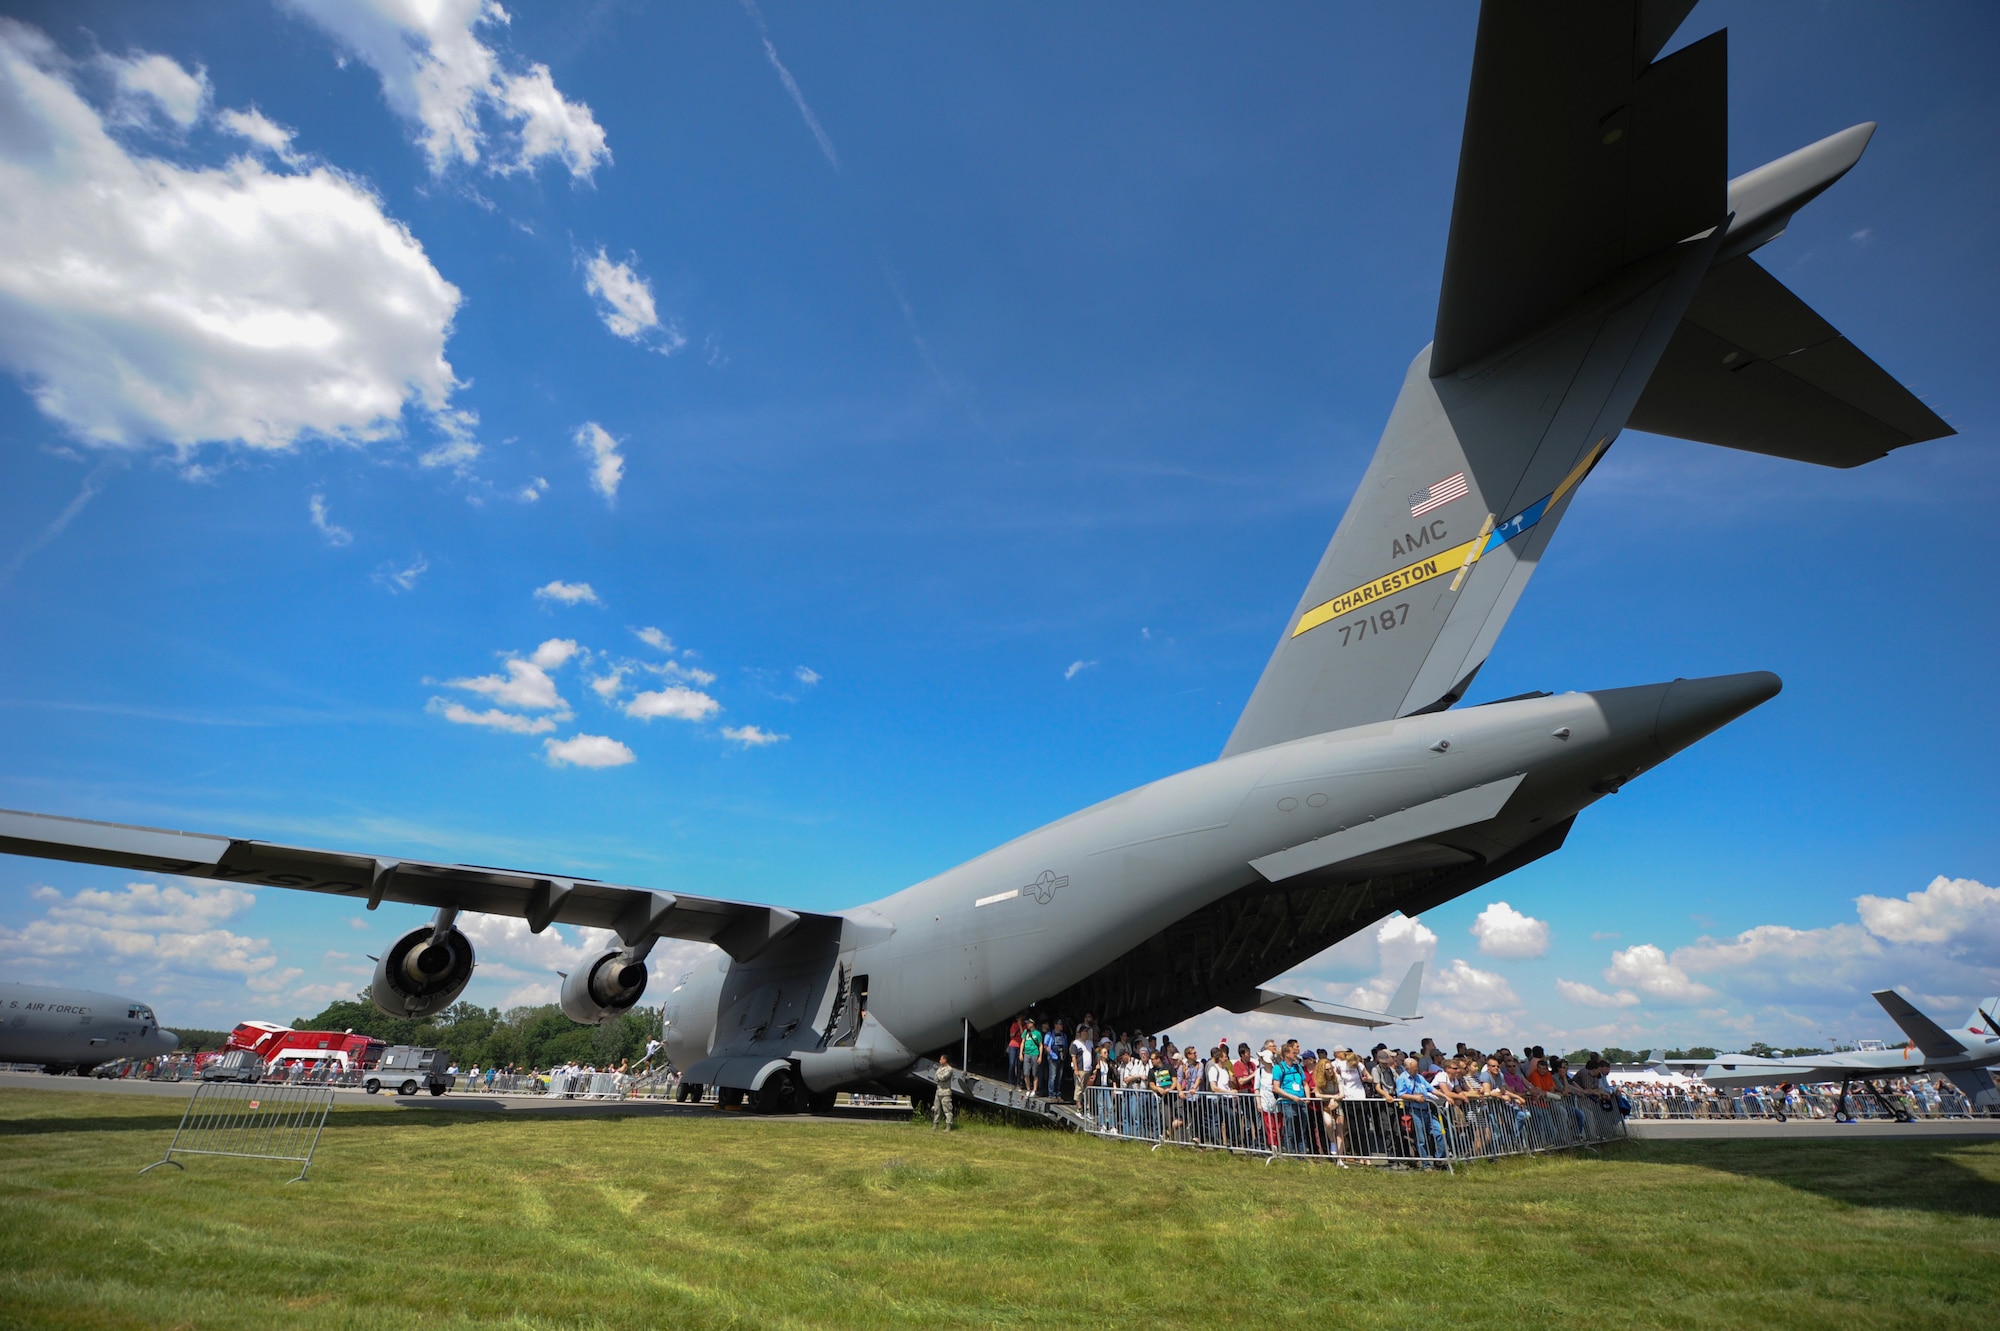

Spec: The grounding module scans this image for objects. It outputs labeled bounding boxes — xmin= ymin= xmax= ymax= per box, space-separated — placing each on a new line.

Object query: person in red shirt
xmin=1006 ymin=1017 xmax=1025 ymax=1088
xmin=1230 ymin=1042 xmax=1256 ymax=1150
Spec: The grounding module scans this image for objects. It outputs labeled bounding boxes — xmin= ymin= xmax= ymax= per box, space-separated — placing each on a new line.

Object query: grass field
xmin=2 ymin=1089 xmax=1997 ymax=1330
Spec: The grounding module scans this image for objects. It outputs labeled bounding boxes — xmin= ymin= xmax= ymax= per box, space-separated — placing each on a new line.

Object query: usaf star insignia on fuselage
xmin=0 ymin=1 xmax=1955 ymax=1114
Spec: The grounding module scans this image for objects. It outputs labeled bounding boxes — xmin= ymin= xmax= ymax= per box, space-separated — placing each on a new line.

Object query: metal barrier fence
xmin=1074 ymin=1088 xmax=1624 ymax=1167
xmin=141 ymin=1078 xmax=335 ymax=1182
xmin=1615 ymin=1082 xmax=1995 ymax=1122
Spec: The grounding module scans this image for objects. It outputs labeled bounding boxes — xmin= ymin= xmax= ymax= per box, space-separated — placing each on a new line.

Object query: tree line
xmin=290 ymin=994 xmax=658 ymax=1071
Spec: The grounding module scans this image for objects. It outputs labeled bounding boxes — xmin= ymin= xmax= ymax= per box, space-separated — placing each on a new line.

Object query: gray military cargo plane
xmin=0 ymin=2 xmax=1955 ymax=1111
xmin=1699 ymin=993 xmax=2000 ymax=1122
xmin=0 ymin=981 xmax=178 ymax=1074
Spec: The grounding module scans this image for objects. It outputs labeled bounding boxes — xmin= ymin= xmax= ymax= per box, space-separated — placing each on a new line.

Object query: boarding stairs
xmin=913 ymin=1058 xmax=1092 ymax=1131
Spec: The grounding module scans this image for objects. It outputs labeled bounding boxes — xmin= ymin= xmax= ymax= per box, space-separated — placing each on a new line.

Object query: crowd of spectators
xmin=1004 ymin=1013 xmax=1621 ymax=1162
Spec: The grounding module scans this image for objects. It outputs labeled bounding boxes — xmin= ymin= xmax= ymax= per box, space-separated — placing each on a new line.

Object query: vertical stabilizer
xmin=1225 ymin=1 xmax=1728 ymax=757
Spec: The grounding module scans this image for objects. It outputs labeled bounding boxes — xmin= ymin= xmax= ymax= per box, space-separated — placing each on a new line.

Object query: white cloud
xmin=1064 ymin=659 xmax=1097 ymax=680
xmin=308 ymin=492 xmax=352 ymax=546
xmin=428 ymin=699 xmax=556 ymax=734
xmin=589 ymin=669 xmax=625 ymax=701
xmin=0 ymin=24 xmax=465 ymax=455
xmin=373 ymin=553 xmax=428 ymax=592
xmin=646 ymin=659 xmax=716 ymax=687
xmin=574 ymin=421 xmax=624 ymax=502
xmin=285 ymin=0 xmax=609 ymax=179
xmin=104 ymin=51 xmax=210 ymax=128
xmin=444 ymin=642 xmax=572 ymax=713
xmin=0 ymin=878 xmax=305 ymax=1021
xmin=1604 ymin=943 xmax=1718 ymax=1004
xmin=1555 ymin=979 xmax=1640 ymax=1009
xmin=543 ymin=733 xmax=635 ymax=768
xmin=1469 ymin=900 xmax=1549 ymax=959
xmin=634 ymin=626 xmax=673 ymax=652
xmin=794 ymin=666 xmax=820 ymax=686
xmin=625 ymin=686 xmax=720 ymax=723
xmin=1856 ymin=876 xmax=2000 ymax=947
xmin=534 ymin=579 xmax=599 ymax=606
xmin=217 ymin=106 xmax=296 ymax=157
xmin=1427 ymin=957 xmax=1520 ymax=1010
xmin=529 ymin=638 xmax=578 ymax=670
xmin=517 ymin=476 xmax=548 ymax=502
xmin=582 ymin=248 xmax=683 ymax=353
xmin=721 ymin=725 xmax=787 ymax=747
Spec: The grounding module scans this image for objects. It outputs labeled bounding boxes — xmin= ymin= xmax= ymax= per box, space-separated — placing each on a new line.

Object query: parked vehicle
xmin=198 ymin=1049 xmax=265 ymax=1083
xmin=364 ymin=1045 xmax=451 ymax=1097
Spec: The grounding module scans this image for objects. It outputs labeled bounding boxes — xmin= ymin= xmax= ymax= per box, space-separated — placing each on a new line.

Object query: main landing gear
xmin=1833 ymin=1076 xmax=1914 ymax=1124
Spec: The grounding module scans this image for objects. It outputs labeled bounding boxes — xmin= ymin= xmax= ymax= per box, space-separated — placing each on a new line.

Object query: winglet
xmin=1872 ymin=989 xmax=1966 ymax=1059
xmin=1386 ymin=962 xmax=1424 ymax=1020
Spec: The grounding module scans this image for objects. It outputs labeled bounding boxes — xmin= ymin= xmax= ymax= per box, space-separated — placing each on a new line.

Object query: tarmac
xmin=1623 ymin=1116 xmax=2000 ymax=1140
xmin=0 ymin=1070 xmax=905 ymax=1121
xmin=7 ymin=1072 xmax=1999 ymax=1138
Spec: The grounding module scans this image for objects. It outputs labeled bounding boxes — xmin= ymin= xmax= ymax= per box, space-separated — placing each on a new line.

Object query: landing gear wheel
xmin=718 ymin=1087 xmax=745 ymax=1109
xmin=675 ymin=1082 xmax=703 ymax=1103
xmin=364 ymin=1079 xmax=381 ymax=1095
xmin=752 ymin=1071 xmax=800 ymax=1115
xmin=1835 ymin=1111 xmax=1853 ymax=1124
xmin=430 ymin=1084 xmax=446 ymax=1097
xmin=400 ymin=1080 xmax=419 ymax=1097
xmin=806 ymin=1089 xmax=838 ymax=1114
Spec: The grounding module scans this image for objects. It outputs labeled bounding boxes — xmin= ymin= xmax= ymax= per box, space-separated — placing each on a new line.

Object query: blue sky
xmin=0 ymin=1 xmax=1993 ymax=1052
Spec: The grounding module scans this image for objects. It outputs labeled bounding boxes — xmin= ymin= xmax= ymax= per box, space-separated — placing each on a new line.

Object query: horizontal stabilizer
xmin=1872 ymin=989 xmax=1965 ymax=1059
xmin=1247 ymin=775 xmax=1524 ymax=883
xmin=1240 ymin=963 xmax=1424 ymax=1030
xmin=1628 ymin=256 xmax=1953 ymax=466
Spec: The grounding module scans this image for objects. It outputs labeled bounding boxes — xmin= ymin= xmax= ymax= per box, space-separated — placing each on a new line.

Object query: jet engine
xmin=371 ymin=923 xmax=476 ymax=1019
xmin=560 ymin=949 xmax=649 ymax=1025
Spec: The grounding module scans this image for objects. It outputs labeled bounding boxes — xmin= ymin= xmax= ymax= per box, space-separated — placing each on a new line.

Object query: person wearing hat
xmin=1253 ymin=1048 xmax=1281 ymax=1152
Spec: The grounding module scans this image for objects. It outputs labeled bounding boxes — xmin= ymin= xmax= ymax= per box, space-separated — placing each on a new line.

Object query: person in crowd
xmin=1006 ymin=1016 xmax=1025 ymax=1089
xmin=1397 ymin=1055 xmax=1446 ymax=1165
xmin=1071 ymin=1027 xmax=1094 ymax=1104
xmin=1021 ymin=1019 xmax=1044 ymax=1096
xmin=1254 ymin=1049 xmax=1281 ymax=1151
xmin=1044 ymin=1020 xmax=1070 ymax=1101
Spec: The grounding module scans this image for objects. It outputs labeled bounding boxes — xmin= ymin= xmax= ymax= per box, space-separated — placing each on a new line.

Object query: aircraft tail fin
xmin=1966 ymin=999 xmax=2000 ymax=1037
xmin=1385 ymin=961 xmax=1425 ymax=1020
xmin=1872 ymin=989 xmax=1965 ymax=1059
xmin=1225 ymin=1 xmax=1728 ymax=755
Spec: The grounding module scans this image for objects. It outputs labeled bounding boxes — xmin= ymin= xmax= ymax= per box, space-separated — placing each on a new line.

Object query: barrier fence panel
xmin=1077 ymin=1088 xmax=1624 ymax=1167
xmin=141 ymin=1078 xmax=335 ymax=1183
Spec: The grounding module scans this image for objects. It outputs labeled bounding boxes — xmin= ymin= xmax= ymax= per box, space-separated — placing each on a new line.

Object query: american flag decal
xmin=1408 ymin=471 xmax=1469 ymax=518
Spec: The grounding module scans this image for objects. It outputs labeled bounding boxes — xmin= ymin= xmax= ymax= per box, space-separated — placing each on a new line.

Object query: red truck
xmin=201 ymin=1020 xmax=385 ymax=1079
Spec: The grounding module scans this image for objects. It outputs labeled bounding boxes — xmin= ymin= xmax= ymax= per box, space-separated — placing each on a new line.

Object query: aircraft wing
xmin=1872 ymin=989 xmax=1966 ymax=1059
xmin=0 ymin=807 xmax=831 ymax=962
xmin=1232 ymin=963 xmax=1423 ymax=1030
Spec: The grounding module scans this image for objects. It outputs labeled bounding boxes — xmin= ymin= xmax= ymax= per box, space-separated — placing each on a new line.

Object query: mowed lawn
xmin=1 ymin=1089 xmax=1996 ymax=1330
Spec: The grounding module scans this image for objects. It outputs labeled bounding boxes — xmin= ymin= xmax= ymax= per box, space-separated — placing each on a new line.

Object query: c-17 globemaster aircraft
xmin=0 ymin=2 xmax=1955 ymax=1112
xmin=1699 ymin=992 xmax=2000 ymax=1122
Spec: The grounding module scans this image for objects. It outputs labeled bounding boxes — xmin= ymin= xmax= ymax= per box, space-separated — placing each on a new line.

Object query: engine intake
xmin=561 ymin=949 xmax=649 ymax=1025
xmin=371 ymin=924 xmax=476 ymax=1019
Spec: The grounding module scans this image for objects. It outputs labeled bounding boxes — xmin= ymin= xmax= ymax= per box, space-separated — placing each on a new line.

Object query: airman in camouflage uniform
xmin=932 ymin=1054 xmax=955 ymax=1130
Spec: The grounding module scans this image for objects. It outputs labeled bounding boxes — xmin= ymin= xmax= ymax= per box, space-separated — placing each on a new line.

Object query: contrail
xmin=737 ymin=0 xmax=840 ymax=172
xmin=0 ymin=457 xmax=116 ymax=587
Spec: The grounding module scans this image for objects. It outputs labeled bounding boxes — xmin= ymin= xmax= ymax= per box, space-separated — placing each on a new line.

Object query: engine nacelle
xmin=370 ymin=924 xmax=476 ymax=1019
xmin=561 ymin=949 xmax=649 ymax=1025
